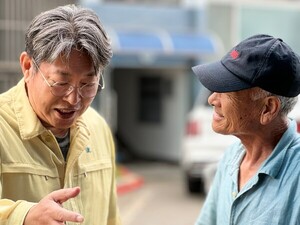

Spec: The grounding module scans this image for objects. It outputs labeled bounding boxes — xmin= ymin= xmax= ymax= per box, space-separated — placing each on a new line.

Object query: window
xmin=138 ymin=76 xmax=162 ymax=123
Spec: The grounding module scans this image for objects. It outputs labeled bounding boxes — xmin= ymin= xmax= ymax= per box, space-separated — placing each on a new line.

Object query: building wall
xmin=113 ymin=67 xmax=189 ymax=161
xmin=83 ymin=3 xmax=206 ymax=33
xmin=240 ymin=2 xmax=300 ymax=52
xmin=207 ymin=0 xmax=300 ymax=53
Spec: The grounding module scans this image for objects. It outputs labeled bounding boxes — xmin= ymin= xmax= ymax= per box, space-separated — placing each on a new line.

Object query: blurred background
xmin=1 ymin=0 xmax=300 ymax=224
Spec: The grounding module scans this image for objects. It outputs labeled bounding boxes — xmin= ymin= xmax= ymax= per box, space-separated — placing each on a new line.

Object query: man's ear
xmin=260 ymin=96 xmax=281 ymax=125
xmin=20 ymin=52 xmax=33 ymax=81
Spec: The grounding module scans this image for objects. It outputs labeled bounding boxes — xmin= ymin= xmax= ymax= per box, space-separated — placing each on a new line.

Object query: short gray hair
xmin=251 ymin=87 xmax=298 ymax=116
xmin=25 ymin=4 xmax=112 ymax=74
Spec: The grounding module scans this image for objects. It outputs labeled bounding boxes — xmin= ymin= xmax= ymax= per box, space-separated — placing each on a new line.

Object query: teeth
xmin=58 ymin=109 xmax=75 ymax=113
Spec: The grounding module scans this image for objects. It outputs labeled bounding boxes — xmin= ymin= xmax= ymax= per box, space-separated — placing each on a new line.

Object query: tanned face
xmin=207 ymin=88 xmax=266 ymax=137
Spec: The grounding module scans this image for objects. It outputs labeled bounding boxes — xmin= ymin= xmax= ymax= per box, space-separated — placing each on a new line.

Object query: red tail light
xmin=186 ymin=120 xmax=201 ymax=136
xmin=297 ymin=121 xmax=300 ymax=133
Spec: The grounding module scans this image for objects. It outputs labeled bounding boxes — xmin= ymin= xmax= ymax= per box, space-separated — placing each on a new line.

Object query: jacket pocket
xmin=74 ymin=157 xmax=112 ymax=176
xmin=1 ymin=163 xmax=60 ymax=201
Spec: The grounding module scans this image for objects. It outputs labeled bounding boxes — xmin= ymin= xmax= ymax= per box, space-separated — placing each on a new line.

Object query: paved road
xmin=118 ymin=161 xmax=205 ymax=225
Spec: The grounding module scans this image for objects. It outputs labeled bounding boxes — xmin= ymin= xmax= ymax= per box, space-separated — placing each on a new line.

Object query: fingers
xmin=54 ymin=207 xmax=84 ymax=223
xmin=24 ymin=187 xmax=84 ymax=225
xmin=49 ymin=187 xmax=84 ymax=222
xmin=50 ymin=186 xmax=81 ymax=204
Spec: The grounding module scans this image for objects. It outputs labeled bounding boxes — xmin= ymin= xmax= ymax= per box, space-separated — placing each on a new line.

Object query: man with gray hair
xmin=0 ymin=5 xmax=121 ymax=225
xmin=192 ymin=34 xmax=300 ymax=225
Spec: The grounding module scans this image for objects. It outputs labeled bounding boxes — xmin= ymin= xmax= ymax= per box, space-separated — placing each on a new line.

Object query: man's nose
xmin=63 ymin=87 xmax=81 ymax=105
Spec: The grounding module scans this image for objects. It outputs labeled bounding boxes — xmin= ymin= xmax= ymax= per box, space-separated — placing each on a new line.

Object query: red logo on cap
xmin=230 ymin=49 xmax=239 ymax=59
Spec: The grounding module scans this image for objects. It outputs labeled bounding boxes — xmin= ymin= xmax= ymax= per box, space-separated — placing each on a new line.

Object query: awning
xmin=109 ymin=29 xmax=220 ymax=57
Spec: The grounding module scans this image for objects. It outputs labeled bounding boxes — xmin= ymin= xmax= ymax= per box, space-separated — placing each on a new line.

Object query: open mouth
xmin=55 ymin=108 xmax=77 ymax=119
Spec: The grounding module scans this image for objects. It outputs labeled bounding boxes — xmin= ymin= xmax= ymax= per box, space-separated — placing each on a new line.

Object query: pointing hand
xmin=24 ymin=187 xmax=84 ymax=225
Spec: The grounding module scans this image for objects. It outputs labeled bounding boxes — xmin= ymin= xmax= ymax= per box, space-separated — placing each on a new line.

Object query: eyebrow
xmin=55 ymin=69 xmax=96 ymax=77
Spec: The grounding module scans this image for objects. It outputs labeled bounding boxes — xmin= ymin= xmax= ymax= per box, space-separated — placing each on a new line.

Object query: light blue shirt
xmin=195 ymin=119 xmax=300 ymax=225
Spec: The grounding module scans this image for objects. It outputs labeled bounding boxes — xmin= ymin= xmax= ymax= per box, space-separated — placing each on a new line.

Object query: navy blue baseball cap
xmin=192 ymin=34 xmax=300 ymax=97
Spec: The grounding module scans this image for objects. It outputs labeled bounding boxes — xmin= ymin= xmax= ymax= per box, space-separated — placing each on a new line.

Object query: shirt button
xmin=232 ymin=192 xmax=237 ymax=198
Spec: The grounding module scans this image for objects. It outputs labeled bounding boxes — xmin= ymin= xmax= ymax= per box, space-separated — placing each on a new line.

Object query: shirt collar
xmin=259 ymin=119 xmax=298 ymax=178
xmin=229 ymin=119 xmax=298 ymax=179
xmin=13 ymin=79 xmax=46 ymax=140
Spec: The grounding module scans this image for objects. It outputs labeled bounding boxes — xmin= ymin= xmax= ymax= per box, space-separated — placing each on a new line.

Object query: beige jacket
xmin=0 ymin=79 xmax=121 ymax=225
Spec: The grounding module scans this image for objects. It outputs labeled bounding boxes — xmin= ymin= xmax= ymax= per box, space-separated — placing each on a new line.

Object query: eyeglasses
xmin=32 ymin=58 xmax=105 ymax=98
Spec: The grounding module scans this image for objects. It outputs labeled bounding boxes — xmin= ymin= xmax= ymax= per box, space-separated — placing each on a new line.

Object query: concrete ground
xmin=117 ymin=161 xmax=204 ymax=225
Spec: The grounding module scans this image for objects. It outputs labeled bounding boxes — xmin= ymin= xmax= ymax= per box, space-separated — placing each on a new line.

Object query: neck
xmin=54 ymin=130 xmax=69 ymax=138
xmin=46 ymin=126 xmax=70 ymax=138
xmin=237 ymin=119 xmax=288 ymax=190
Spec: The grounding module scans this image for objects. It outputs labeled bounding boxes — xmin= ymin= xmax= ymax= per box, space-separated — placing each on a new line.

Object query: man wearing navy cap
xmin=193 ymin=34 xmax=300 ymax=225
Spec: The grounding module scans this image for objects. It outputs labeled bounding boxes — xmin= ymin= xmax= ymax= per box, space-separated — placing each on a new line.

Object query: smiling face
xmin=20 ymin=50 xmax=98 ymax=137
xmin=207 ymin=88 xmax=266 ymax=138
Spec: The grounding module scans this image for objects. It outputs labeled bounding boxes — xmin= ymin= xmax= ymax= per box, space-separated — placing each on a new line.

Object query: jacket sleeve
xmin=0 ymin=199 xmax=36 ymax=225
xmin=0 ymin=123 xmax=36 ymax=225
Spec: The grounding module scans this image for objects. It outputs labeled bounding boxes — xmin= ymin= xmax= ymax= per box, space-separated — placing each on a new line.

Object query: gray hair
xmin=251 ymin=88 xmax=298 ymax=116
xmin=25 ymin=4 xmax=112 ymax=74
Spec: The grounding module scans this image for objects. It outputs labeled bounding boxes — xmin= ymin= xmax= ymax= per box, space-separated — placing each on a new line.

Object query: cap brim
xmin=192 ymin=61 xmax=252 ymax=93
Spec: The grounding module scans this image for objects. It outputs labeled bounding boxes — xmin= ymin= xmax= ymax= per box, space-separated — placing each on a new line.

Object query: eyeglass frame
xmin=31 ymin=58 xmax=105 ymax=98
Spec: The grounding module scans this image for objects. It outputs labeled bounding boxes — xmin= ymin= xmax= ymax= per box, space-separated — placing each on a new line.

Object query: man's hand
xmin=24 ymin=187 xmax=84 ymax=225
